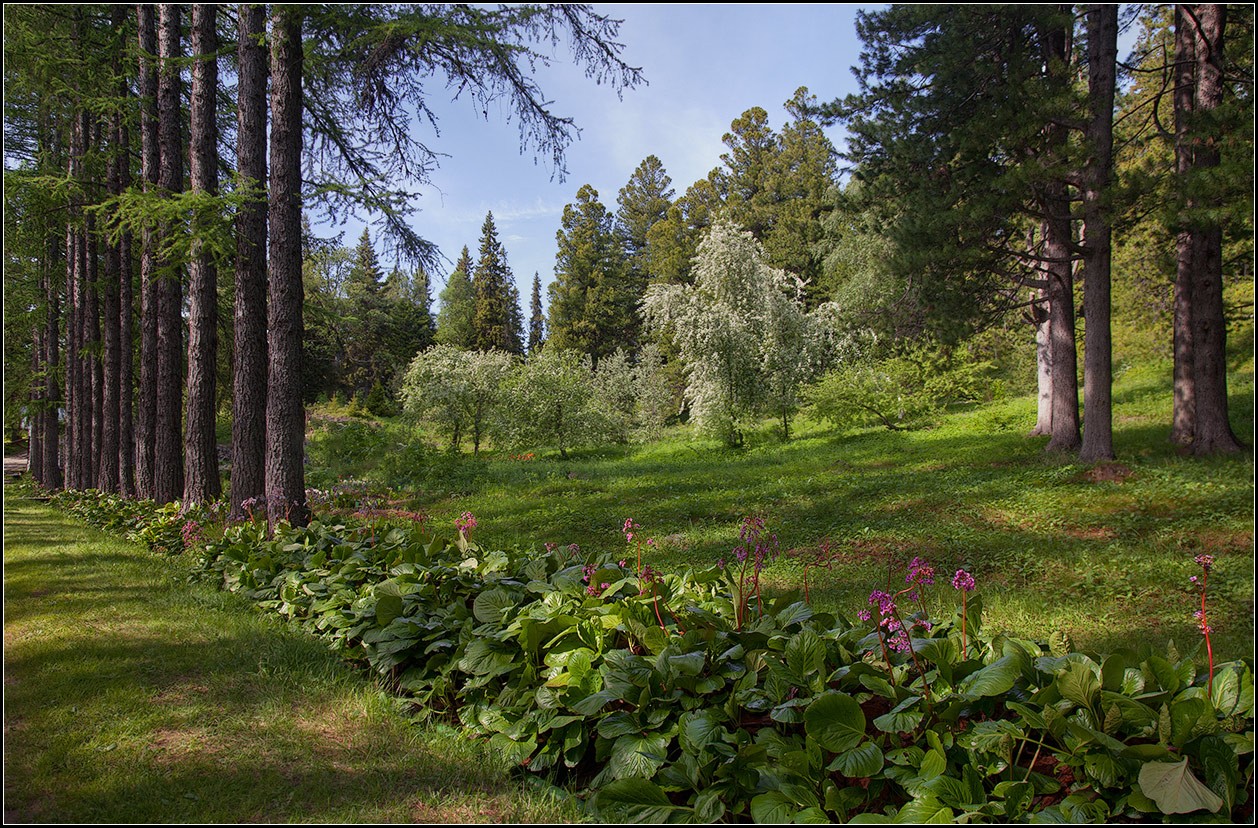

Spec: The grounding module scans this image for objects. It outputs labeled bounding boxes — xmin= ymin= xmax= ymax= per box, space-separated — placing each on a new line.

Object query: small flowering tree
xmin=643 ymin=221 xmax=838 ymax=445
xmin=401 ymin=345 xmax=514 ymax=454
xmin=502 ymin=346 xmax=604 ymax=459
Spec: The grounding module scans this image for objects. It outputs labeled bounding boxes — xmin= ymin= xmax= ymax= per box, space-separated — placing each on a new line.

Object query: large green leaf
xmin=785 ymin=629 xmax=826 ymax=680
xmin=805 ymin=692 xmax=866 ymax=753
xmin=827 ymin=741 xmax=884 ymax=778
xmin=897 ymin=796 xmax=954 ymax=823
xmin=1137 ymin=758 xmax=1225 ymax=815
xmin=607 ymin=732 xmax=672 ymax=781
xmin=751 ymin=791 xmax=798 ymax=824
xmin=1057 ymin=661 xmax=1101 ymax=711
xmin=472 ymin=586 xmax=516 ymax=624
xmin=593 ymin=778 xmax=689 ymax=823
xmin=373 ymin=579 xmax=404 ymax=625
xmin=958 ymin=654 xmax=1019 ymax=700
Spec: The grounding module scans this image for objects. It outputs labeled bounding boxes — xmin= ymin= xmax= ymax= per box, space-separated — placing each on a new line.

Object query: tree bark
xmin=154 ymin=3 xmax=185 ymax=504
xmin=1185 ymin=4 xmax=1244 ymax=455
xmin=135 ymin=3 xmax=159 ymax=499
xmin=1079 ymin=4 xmax=1118 ymax=463
xmin=266 ymin=8 xmax=310 ymax=530
xmin=100 ymin=96 xmax=123 ymax=492
xmin=1039 ymin=14 xmax=1081 ymax=454
xmin=184 ymin=3 xmax=222 ymax=505
xmin=1171 ymin=4 xmax=1198 ymax=446
xmin=43 ymin=187 xmax=63 ymax=491
xmin=231 ymin=2 xmax=269 ymax=520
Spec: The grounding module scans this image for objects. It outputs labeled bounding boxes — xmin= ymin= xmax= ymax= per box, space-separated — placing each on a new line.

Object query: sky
xmin=325 ymin=3 xmax=870 ymax=312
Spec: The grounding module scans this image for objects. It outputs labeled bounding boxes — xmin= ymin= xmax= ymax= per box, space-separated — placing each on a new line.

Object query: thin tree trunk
xmin=87 ymin=117 xmax=104 ymax=488
xmin=266 ymin=8 xmax=309 ymax=530
xmin=1031 ymin=291 xmax=1053 ymax=437
xmin=30 ymin=325 xmax=43 ymax=482
xmin=1079 ymin=4 xmax=1118 ymax=463
xmin=136 ymin=3 xmax=159 ymax=499
xmin=231 ymin=1 xmax=269 ymax=520
xmin=101 ymin=101 xmax=123 ymax=492
xmin=154 ymin=2 xmax=185 ymax=504
xmin=1039 ymin=14 xmax=1080 ymax=454
xmin=1186 ymin=4 xmax=1244 ymax=455
xmin=43 ymin=184 xmax=63 ymax=490
xmin=1171 ymin=4 xmax=1198 ymax=446
xmin=184 ymin=2 xmax=221 ymax=505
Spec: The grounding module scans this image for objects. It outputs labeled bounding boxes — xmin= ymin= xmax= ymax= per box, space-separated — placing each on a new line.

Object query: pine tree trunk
xmin=1171 ymin=4 xmax=1198 ymax=446
xmin=230 ymin=2 xmax=269 ymax=520
xmin=100 ymin=106 xmax=123 ymax=492
xmin=266 ymin=8 xmax=310 ymax=530
xmin=87 ymin=118 xmax=104 ymax=488
xmin=30 ymin=325 xmax=43 ymax=483
xmin=1186 ymin=4 xmax=1244 ymax=455
xmin=154 ymin=3 xmax=185 ymax=504
xmin=135 ymin=3 xmax=159 ymax=499
xmin=112 ymin=4 xmax=134 ymax=496
xmin=42 ymin=205 xmax=63 ymax=491
xmin=184 ymin=2 xmax=221 ymax=505
xmin=1039 ymin=16 xmax=1080 ymax=454
xmin=1079 ymin=4 xmax=1117 ymax=464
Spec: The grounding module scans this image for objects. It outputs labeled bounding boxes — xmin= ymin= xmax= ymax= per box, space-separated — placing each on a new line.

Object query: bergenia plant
xmin=1191 ymin=553 xmax=1216 ymax=696
xmin=953 ymin=569 xmax=976 ymax=657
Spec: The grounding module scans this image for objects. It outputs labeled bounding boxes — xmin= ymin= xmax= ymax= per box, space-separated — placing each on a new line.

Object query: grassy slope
xmin=404 ymin=355 xmax=1254 ymax=661
xmin=1 ymin=494 xmax=580 ymax=823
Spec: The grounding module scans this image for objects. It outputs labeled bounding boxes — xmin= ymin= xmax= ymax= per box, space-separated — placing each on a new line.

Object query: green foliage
xmin=547 ymin=184 xmax=636 ymax=359
xmin=109 ymin=503 xmax=1248 ymax=824
xmin=401 ymin=345 xmax=514 ymax=454
xmin=806 ymin=341 xmax=1002 ymax=435
xmin=500 ymin=347 xmax=604 ymax=459
xmin=472 ymin=213 xmax=524 ymax=355
xmin=643 ymin=221 xmax=838 ymax=445
xmin=435 ymin=247 xmax=478 ymax=349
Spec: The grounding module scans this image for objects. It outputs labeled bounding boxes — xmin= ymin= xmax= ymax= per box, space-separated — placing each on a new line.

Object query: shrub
xmin=184 ymin=514 xmax=1254 ymax=824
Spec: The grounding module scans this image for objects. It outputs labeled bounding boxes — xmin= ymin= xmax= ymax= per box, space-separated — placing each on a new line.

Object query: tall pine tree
xmin=472 ymin=212 xmax=522 ymax=354
xmin=436 ymin=245 xmax=477 ymax=349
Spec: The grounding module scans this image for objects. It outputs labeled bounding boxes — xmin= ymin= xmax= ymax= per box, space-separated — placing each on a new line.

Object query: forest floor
xmin=0 ymin=490 xmax=582 ymax=823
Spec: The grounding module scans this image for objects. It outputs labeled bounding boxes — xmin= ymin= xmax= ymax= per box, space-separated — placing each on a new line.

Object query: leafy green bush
xmin=805 ymin=342 xmax=999 ymax=435
xmin=178 ymin=513 xmax=1254 ymax=824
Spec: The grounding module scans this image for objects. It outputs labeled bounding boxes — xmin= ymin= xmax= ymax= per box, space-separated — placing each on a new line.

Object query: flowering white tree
xmin=643 ymin=220 xmax=835 ymax=444
xmin=400 ymin=345 xmax=513 ymax=454
xmin=502 ymin=346 xmax=602 ymax=459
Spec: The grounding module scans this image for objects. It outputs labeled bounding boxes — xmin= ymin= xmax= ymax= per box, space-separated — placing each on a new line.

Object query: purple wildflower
xmin=952 ymin=570 xmax=976 ymax=592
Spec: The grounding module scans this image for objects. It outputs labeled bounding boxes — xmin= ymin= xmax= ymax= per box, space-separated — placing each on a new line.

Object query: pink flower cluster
xmin=952 ymin=569 xmax=976 ymax=592
xmin=181 ymin=520 xmax=204 ymax=548
xmin=454 ymin=511 xmax=477 ymax=536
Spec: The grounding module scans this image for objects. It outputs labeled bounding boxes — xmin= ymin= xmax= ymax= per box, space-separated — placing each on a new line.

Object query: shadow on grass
xmin=2 ymin=498 xmax=565 ymax=824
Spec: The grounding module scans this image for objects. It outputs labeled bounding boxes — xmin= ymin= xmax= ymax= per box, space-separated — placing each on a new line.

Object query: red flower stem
xmin=1201 ymin=571 xmax=1214 ymax=698
xmin=961 ymin=591 xmax=968 ymax=658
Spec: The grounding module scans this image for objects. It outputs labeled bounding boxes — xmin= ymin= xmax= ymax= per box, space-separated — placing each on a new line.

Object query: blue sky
xmin=331 ymin=3 xmax=870 ymax=311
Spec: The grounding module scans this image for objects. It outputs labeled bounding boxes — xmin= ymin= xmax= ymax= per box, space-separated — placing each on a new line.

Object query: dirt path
xmin=3 ymin=450 xmax=29 ymax=478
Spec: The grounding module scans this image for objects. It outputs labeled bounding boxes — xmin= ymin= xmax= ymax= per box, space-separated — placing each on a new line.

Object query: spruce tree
xmin=548 ymin=185 xmax=632 ymax=360
xmin=528 ymin=272 xmax=546 ymax=356
xmin=472 ymin=212 xmax=520 ymax=354
xmin=184 ymin=2 xmax=221 ymax=504
xmin=436 ymin=246 xmax=477 ymax=349
xmin=266 ymin=6 xmax=309 ymax=529
xmin=617 ymin=155 xmax=674 ymax=283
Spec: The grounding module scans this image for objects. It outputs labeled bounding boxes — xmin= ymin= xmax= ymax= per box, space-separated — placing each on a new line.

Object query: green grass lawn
xmin=1 ymin=493 xmax=582 ymax=823
xmin=379 ymin=355 xmax=1255 ymax=662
